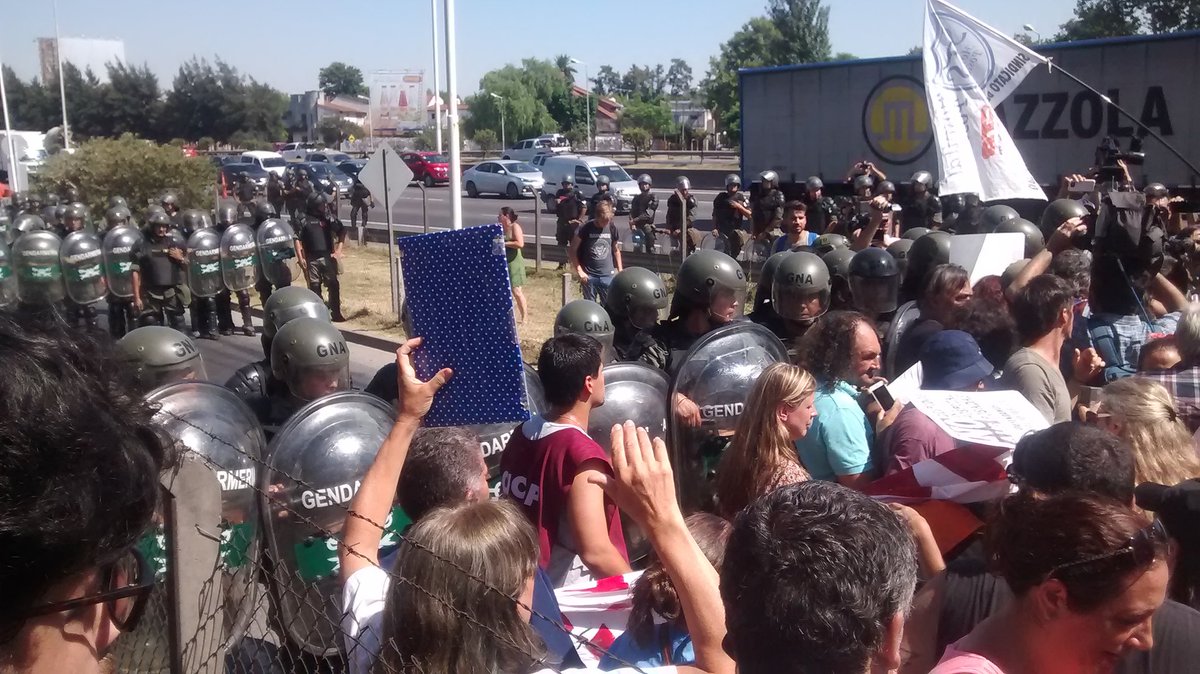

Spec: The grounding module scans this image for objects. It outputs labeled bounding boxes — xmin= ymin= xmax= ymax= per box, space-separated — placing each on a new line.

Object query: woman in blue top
xmin=599 ymin=514 xmax=731 ymax=670
xmin=772 ymin=200 xmax=819 ymax=253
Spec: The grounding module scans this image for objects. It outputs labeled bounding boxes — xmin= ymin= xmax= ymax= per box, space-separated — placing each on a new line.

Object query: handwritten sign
xmin=911 ymin=389 xmax=1049 ymax=449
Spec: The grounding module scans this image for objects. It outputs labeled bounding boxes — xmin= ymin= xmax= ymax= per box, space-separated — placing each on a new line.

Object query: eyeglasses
xmin=8 ymin=547 xmax=154 ymax=638
xmin=1046 ymin=519 xmax=1169 ymax=580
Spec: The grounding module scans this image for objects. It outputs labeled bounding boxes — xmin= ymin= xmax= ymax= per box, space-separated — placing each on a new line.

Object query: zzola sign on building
xmin=740 ymin=31 xmax=1199 ymax=187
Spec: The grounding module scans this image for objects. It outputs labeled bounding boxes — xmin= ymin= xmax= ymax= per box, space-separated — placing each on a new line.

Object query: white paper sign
xmin=911 ymin=389 xmax=1049 ymax=449
xmin=950 ymin=232 xmax=1026 ymax=285
xmin=889 ymin=363 xmax=924 ymax=404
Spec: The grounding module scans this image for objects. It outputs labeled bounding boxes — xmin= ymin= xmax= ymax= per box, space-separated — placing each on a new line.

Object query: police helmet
xmin=1038 ymin=199 xmax=1089 ymax=236
xmin=107 ymin=195 xmax=129 ymax=210
xmin=725 ymin=173 xmax=742 ymax=188
xmin=555 ymin=300 xmax=616 ymax=359
xmin=606 ymin=267 xmax=668 ymax=330
xmin=813 ymin=233 xmax=849 ymax=256
xmin=1144 ymin=183 xmax=1170 ymax=200
xmin=853 ymin=174 xmax=874 ymax=192
xmin=759 ymin=170 xmax=778 ymax=187
xmin=562 ymin=174 xmax=575 ymax=185
xmin=849 ymin=247 xmax=901 ymax=316
xmin=255 ymin=201 xmax=279 ymax=224
xmin=772 ymin=252 xmax=831 ymax=323
xmin=676 ymin=176 xmax=691 ymax=191
xmin=805 ymin=176 xmax=824 ymax=192
xmin=753 ymin=250 xmax=794 ymax=314
xmin=216 ymin=203 xmax=238 ymax=227
xmin=994 ymin=217 xmax=1046 ymax=258
xmin=902 ymin=227 xmax=932 ymax=241
xmin=942 ymin=194 xmax=966 ymax=215
xmin=262 ymin=286 xmax=333 ymax=358
xmin=181 ymin=209 xmax=208 ymax=232
xmin=306 ymin=191 xmax=331 ymax=214
xmin=51 ymin=204 xmax=67 ymax=225
xmin=62 ymin=187 xmax=82 ymax=204
xmin=822 ymin=246 xmax=856 ymax=281
xmin=270 ymin=317 xmax=351 ymax=402
xmin=117 ymin=326 xmax=207 ymax=390
xmin=596 ymin=175 xmax=611 ymax=188
xmin=160 ymin=191 xmax=180 ymax=210
xmin=875 ymin=180 xmax=897 ymax=197
xmin=981 ymin=204 xmax=1020 ymax=230
xmin=636 ymin=174 xmax=652 ymax=187
xmin=670 ymin=250 xmax=747 ymax=322
xmin=887 ymin=238 xmax=914 ymax=279
xmin=908 ymin=230 xmax=952 ymax=269
xmin=13 ymin=213 xmax=47 ymax=234
xmin=146 ymin=209 xmax=171 ymax=229
xmin=910 ymin=171 xmax=934 ymax=189
xmin=104 ymin=205 xmax=132 ymax=229
xmin=63 ymin=203 xmax=87 ymax=230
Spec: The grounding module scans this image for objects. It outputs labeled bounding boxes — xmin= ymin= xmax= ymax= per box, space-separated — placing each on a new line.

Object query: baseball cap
xmin=918 ymin=330 xmax=993 ymax=390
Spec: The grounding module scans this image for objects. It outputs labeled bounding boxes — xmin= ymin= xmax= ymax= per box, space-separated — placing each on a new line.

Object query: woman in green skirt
xmin=499 ymin=206 xmax=528 ymax=323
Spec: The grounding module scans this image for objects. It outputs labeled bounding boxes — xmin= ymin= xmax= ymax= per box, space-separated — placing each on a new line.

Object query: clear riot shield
xmin=220 ymin=223 xmax=259 ymax=293
xmin=186 ymin=228 xmax=224 ymax=299
xmin=587 ymin=362 xmax=670 ymax=561
xmin=59 ymin=230 xmax=107 ymax=305
xmin=668 ymin=322 xmax=788 ymax=513
xmin=255 ymin=218 xmax=296 ymax=286
xmin=147 ymin=381 xmax=264 ymax=647
xmin=474 ymin=363 xmax=545 ymax=494
xmin=102 ymin=225 xmax=143 ymax=299
xmin=12 ymin=230 xmax=65 ymax=304
xmin=884 ymin=300 xmax=922 ymax=380
xmin=0 ymin=236 xmax=16 ymax=307
xmin=261 ymin=391 xmax=396 ymax=657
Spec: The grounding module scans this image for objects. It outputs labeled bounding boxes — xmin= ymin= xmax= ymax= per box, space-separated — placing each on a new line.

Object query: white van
xmin=502 ymin=136 xmax=571 ymax=162
xmin=538 ymin=155 xmax=638 ymax=214
xmin=240 ymin=151 xmax=287 ymax=177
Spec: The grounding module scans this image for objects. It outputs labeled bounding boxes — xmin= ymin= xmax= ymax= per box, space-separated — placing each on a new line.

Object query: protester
xmin=893 ymin=264 xmax=972 ymax=374
xmin=714 ymin=362 xmax=815 ymax=519
xmin=930 ymin=492 xmax=1170 ymax=673
xmin=1085 ymin=256 xmax=1188 ymax=378
xmin=0 ymin=316 xmax=168 ymax=674
xmin=878 ymin=331 xmax=992 ymax=476
xmin=570 ymin=201 xmax=623 ymax=304
xmin=722 ymin=481 xmax=917 ymax=674
xmin=958 ymin=289 xmax=1018 ymax=373
xmin=1094 ymin=377 xmax=1200 ymax=494
xmin=499 ymin=334 xmax=631 ymax=586
xmin=796 ymin=310 xmax=898 ymax=489
xmin=599 ymin=513 xmax=731 ymax=670
xmin=1001 ymin=274 xmax=1101 ymax=423
xmin=1139 ymin=305 xmax=1200 ymax=432
xmin=771 ymin=200 xmax=818 ymax=253
xmin=500 ymin=207 xmax=529 ymax=324
xmin=1138 ymin=336 xmax=1181 ymax=371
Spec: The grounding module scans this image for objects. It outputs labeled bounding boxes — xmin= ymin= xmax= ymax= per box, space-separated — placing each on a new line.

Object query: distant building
xmin=37 ymin=37 xmax=125 ymax=83
xmin=285 ymin=92 xmax=370 ymax=143
xmin=668 ymin=99 xmax=716 ymax=135
xmin=426 ymin=94 xmax=471 ymax=129
xmin=571 ymin=85 xmax=622 ymax=135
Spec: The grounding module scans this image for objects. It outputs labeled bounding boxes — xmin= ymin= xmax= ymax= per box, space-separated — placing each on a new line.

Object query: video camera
xmin=1094 ymin=135 xmax=1146 ymax=184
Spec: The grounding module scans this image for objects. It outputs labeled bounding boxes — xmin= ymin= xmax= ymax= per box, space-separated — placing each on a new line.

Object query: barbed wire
xmin=158 ymin=407 xmax=650 ymax=674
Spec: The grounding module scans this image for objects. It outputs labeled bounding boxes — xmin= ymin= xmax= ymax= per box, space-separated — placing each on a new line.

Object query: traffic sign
xmin=357 ymin=145 xmax=413 ymax=207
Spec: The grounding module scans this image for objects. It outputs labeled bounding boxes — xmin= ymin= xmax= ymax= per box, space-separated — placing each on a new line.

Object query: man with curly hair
xmin=796 ymin=310 xmax=896 ymax=490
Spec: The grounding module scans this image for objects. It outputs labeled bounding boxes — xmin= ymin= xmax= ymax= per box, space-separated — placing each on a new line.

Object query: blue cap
xmin=919 ymin=330 xmax=994 ymax=390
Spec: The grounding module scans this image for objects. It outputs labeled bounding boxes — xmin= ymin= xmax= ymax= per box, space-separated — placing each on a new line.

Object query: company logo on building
xmin=862 ymin=76 xmax=933 ymax=165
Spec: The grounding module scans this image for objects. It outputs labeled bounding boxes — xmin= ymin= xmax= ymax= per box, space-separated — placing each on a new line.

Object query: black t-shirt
xmin=893 ymin=317 xmax=944 ymax=376
xmin=575 ymin=221 xmax=618 ymax=277
xmin=298 ymin=215 xmax=345 ymax=257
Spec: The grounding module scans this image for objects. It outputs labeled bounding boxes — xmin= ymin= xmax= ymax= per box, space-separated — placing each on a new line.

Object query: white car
xmin=308 ymin=151 xmax=354 ymax=165
xmin=538 ymin=155 xmax=639 ymax=214
xmin=463 ymin=160 xmax=545 ymax=199
xmin=502 ymin=137 xmax=571 ymax=162
xmin=239 ymin=151 xmax=287 ymax=177
xmin=278 ymin=142 xmax=318 ymax=162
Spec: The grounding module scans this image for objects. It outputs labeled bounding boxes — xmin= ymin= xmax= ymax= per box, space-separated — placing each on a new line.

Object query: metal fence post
xmin=395 ymin=254 xmax=407 ymax=324
xmin=162 ymin=458 xmax=225 ymax=674
xmin=418 ymin=183 xmax=429 ymax=234
xmin=561 ymin=273 xmax=570 ymax=307
xmin=534 ymin=203 xmax=542 ymax=273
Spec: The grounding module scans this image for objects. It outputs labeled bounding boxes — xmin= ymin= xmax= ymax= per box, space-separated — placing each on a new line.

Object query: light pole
xmin=0 ymin=51 xmax=21 ymax=191
xmin=570 ymin=58 xmax=591 ymax=152
xmin=1022 ymin=23 xmax=1042 ymax=43
xmin=443 ymin=0 xmax=463 ymax=230
xmin=431 ymin=0 xmax=443 ymax=154
xmin=489 ymin=93 xmax=505 ymax=151
xmin=51 ymin=0 xmax=70 ymax=150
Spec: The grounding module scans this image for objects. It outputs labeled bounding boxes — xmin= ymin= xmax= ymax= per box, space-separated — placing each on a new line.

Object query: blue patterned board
xmin=396 ymin=224 xmax=529 ymax=427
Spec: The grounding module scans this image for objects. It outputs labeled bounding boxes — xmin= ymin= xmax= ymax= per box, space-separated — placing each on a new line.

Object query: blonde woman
xmin=1095 ymin=377 xmax=1200 ymax=492
xmin=715 ymin=362 xmax=817 ymax=519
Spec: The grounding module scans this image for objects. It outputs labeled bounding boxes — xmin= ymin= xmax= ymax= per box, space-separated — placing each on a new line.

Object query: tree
xmin=622 ymin=127 xmax=652 ymax=162
xmin=767 ymin=0 xmax=832 ymax=65
xmin=464 ymin=59 xmax=568 ymax=142
xmin=104 ymin=62 xmax=164 ymax=139
xmin=554 ymin=55 xmax=577 ymax=83
xmin=413 ymin=127 xmax=440 ymax=152
xmin=1056 ymin=0 xmax=1142 ymax=40
xmin=691 ymin=128 xmax=711 ymax=161
xmin=318 ymin=61 xmax=367 ymax=99
xmin=162 ymin=58 xmax=287 ymax=144
xmin=665 ymin=59 xmax=693 ymax=97
xmin=621 ymin=98 xmax=675 ymax=137
xmin=473 ymin=128 xmax=499 ymax=154
xmin=33 ymin=133 xmax=215 ymax=216
xmin=317 ymin=117 xmax=364 ymax=147
xmin=833 ymin=52 xmax=858 ymax=60
xmin=702 ymin=17 xmax=783 ymax=143
xmin=1144 ymin=0 xmax=1200 ymax=32
xmin=594 ymin=65 xmax=622 ymax=96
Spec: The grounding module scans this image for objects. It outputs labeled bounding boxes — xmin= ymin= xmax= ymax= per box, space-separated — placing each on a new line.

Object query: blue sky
xmin=0 ymin=0 xmax=1076 ymax=95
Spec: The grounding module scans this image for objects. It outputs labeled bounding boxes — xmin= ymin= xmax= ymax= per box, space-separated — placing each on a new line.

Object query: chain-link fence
xmin=109 ymin=405 xmax=650 ymax=674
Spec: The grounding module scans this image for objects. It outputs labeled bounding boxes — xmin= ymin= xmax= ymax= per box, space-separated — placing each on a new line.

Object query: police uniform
xmin=628 ymin=190 xmax=659 ymax=253
xmin=751 ymin=187 xmax=785 ymax=239
xmin=901 ymin=193 xmax=941 ymax=232
xmin=587 ymin=189 xmax=615 ymax=217
xmin=666 ymin=192 xmax=699 ymax=252
xmin=713 ymin=191 xmax=749 ymax=259
xmin=614 ymin=324 xmax=668 ymax=371
xmin=135 ymin=232 xmax=189 ymax=330
xmin=296 ymin=212 xmax=346 ymax=319
xmin=555 ymin=186 xmax=586 ymax=247
xmin=805 ymin=196 xmax=838 ymax=235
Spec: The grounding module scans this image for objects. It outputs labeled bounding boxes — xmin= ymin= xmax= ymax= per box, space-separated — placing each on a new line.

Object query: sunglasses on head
xmin=1046 ymin=519 xmax=1169 ymax=580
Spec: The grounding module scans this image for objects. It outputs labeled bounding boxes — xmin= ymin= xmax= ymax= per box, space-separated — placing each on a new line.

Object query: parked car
xmin=290 ymin=162 xmax=354 ymax=198
xmin=221 ymin=163 xmax=269 ymax=193
xmin=502 ymin=137 xmax=571 ymax=162
xmin=537 ymin=155 xmax=638 ymax=214
xmin=308 ymin=151 xmax=354 ymax=165
xmin=239 ymin=150 xmax=287 ymax=177
xmin=463 ymin=160 xmax=545 ymax=199
xmin=338 ymin=159 xmax=367 ymax=179
xmin=279 ymin=142 xmax=318 ymax=162
xmin=400 ymin=151 xmax=450 ymax=187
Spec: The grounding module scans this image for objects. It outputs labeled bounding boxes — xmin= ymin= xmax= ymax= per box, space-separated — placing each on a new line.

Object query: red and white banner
xmin=555 ymin=571 xmax=641 ymax=668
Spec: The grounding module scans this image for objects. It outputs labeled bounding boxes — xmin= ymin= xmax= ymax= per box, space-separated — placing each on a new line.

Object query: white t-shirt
xmin=341 ymin=566 xmax=677 ymax=674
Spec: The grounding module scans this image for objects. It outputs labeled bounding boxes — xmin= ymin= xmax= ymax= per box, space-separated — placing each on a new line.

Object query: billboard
xmin=369 ymin=71 xmax=425 ymax=135
xmin=740 ymin=31 xmax=1200 ymax=188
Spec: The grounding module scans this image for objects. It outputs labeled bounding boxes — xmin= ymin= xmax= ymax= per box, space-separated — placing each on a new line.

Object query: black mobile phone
xmin=868 ymin=381 xmax=896 ymax=409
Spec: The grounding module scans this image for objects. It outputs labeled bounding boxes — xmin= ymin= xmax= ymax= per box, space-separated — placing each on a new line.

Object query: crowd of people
xmin=4 ymin=154 xmax=1200 ymax=674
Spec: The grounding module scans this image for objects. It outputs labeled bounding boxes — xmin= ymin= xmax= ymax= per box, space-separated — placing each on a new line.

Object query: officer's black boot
xmin=202 ymin=299 xmax=220 ymax=340
xmin=239 ymin=293 xmax=256 ymax=337
xmin=216 ymin=291 xmax=235 ymax=335
xmin=188 ymin=304 xmax=201 ymax=338
xmin=82 ymin=304 xmax=99 ymax=331
xmin=108 ymin=301 xmax=124 ymax=337
xmin=328 ymin=278 xmax=345 ymax=323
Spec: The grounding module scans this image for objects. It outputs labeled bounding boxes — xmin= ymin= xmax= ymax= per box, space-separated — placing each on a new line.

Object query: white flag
xmin=923 ymin=0 xmax=1048 ymax=201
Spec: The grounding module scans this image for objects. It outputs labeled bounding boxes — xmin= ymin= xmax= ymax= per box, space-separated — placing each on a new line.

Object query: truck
xmin=0 ymin=130 xmax=48 ymax=192
xmin=739 ymin=30 xmax=1200 ymax=193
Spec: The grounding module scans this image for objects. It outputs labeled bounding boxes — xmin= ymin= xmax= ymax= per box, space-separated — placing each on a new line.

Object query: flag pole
xmin=1045 ymin=58 xmax=1200 ymax=182
xmin=51 ymin=0 xmax=71 ymax=150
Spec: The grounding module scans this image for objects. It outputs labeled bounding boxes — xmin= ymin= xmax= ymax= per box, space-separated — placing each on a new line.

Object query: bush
xmin=473 ymin=129 xmax=499 ymax=155
xmin=317 ymin=118 xmax=365 ymax=147
xmin=413 ymin=127 xmax=440 ymax=152
xmin=197 ymin=136 xmax=216 ymax=152
xmin=33 ymin=133 xmax=217 ymax=217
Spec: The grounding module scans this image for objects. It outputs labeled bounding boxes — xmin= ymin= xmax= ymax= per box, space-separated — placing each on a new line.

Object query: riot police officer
xmin=761 ymin=251 xmax=830 ymax=344
xmin=12 ymin=229 xmax=65 ymax=321
xmin=225 ymin=286 xmax=331 ymax=405
xmin=713 ymin=174 xmax=752 ymax=260
xmin=59 ymin=218 xmax=105 ymax=330
xmin=666 ymin=176 xmax=698 ymax=253
xmin=160 ymin=191 xmax=183 ymax=229
xmin=849 ymin=247 xmax=901 ymax=326
xmin=804 ymin=176 xmax=837 ymax=235
xmin=295 ymin=191 xmax=346 ymax=321
xmin=59 ymin=202 xmax=87 ymax=237
xmin=185 ymin=224 xmax=223 ymax=341
xmin=252 ymin=201 xmax=292 ymax=307
xmin=822 ymin=245 xmax=856 ymax=311
xmin=649 ymin=249 xmax=747 ymax=374
xmin=605 ymin=266 xmax=669 ymax=367
xmin=751 ymin=170 xmax=785 ymax=242
xmin=554 ymin=175 xmax=586 ymax=268
xmin=132 ymin=209 xmax=189 ymax=330
xmin=104 ymin=204 xmax=133 ymax=231
xmin=902 ymin=171 xmax=941 ymax=232
xmin=116 ymin=325 xmax=207 ymax=392
xmin=254 ymin=317 xmax=351 ymax=436
xmin=588 ymin=175 xmax=616 ymax=215
xmin=628 ymin=174 xmax=658 ymax=253
xmin=750 ymin=250 xmax=794 ymax=321
xmin=555 ymin=299 xmax=616 ymax=362
xmin=102 ymin=221 xmax=142 ymax=337
xmin=211 ymin=203 xmax=257 ymax=336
